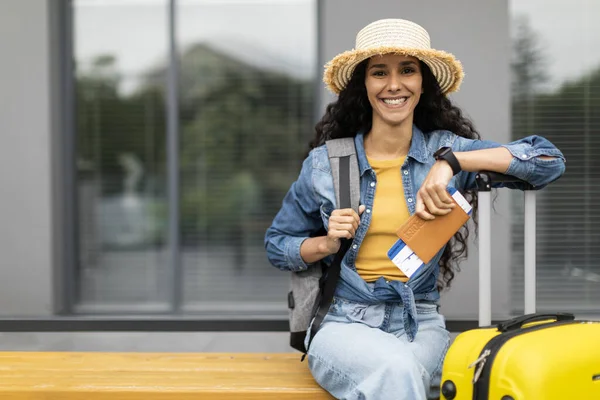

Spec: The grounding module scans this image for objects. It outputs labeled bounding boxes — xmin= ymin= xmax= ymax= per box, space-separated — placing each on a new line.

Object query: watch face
xmin=435 ymin=147 xmax=449 ymax=158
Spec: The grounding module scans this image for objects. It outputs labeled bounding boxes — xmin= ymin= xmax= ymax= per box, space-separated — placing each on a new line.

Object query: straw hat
xmin=323 ymin=19 xmax=464 ymax=95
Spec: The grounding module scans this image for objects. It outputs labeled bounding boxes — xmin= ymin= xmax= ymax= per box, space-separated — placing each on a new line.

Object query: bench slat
xmin=0 ymin=352 xmax=333 ymax=399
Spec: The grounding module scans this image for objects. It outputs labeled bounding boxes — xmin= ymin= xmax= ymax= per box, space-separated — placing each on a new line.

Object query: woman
xmin=265 ymin=18 xmax=565 ymax=399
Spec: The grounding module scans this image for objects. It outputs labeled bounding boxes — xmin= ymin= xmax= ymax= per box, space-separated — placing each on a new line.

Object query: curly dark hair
xmin=310 ymin=59 xmax=480 ymax=290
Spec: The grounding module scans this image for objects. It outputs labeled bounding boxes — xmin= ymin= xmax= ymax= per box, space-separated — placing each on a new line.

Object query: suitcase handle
xmin=497 ymin=312 xmax=575 ymax=332
xmin=475 ymin=171 xmax=533 ymax=191
xmin=476 ymin=170 xmax=537 ymax=327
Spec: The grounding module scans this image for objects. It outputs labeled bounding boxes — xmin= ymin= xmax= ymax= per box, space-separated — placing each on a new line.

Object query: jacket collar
xmin=354 ymin=124 xmax=429 ymax=176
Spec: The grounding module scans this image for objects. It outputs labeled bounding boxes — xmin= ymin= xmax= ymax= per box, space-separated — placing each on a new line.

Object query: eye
xmin=372 ymin=70 xmax=386 ymax=77
xmin=401 ymin=67 xmax=416 ymax=74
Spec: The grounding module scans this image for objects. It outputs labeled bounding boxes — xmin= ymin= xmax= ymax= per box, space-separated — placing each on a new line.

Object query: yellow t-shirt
xmin=355 ymin=155 xmax=411 ymax=282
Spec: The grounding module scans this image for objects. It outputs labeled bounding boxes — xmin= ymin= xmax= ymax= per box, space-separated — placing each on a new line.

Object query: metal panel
xmin=166 ymin=0 xmax=182 ymax=312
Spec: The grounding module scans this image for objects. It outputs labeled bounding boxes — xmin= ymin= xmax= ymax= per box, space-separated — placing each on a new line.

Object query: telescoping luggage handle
xmin=475 ymin=172 xmax=535 ymax=327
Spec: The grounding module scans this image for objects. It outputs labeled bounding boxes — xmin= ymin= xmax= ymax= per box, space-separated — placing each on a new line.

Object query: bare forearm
xmin=454 ymin=146 xmax=557 ymax=174
xmin=300 ymin=236 xmax=336 ymax=264
xmin=454 ymin=147 xmax=513 ymax=173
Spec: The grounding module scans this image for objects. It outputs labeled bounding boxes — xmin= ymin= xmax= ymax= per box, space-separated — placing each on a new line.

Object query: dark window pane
xmin=177 ymin=0 xmax=316 ymax=316
xmin=74 ymin=0 xmax=169 ymax=312
xmin=510 ymin=0 xmax=600 ymax=313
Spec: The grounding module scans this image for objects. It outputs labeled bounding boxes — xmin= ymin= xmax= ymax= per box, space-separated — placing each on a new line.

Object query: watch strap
xmin=435 ymin=147 xmax=461 ymax=176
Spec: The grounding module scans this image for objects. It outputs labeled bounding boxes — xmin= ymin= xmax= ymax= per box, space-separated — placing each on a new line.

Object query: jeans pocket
xmin=327 ymin=297 xmax=343 ymax=315
xmin=324 ymin=297 xmax=352 ymax=324
xmin=415 ymin=302 xmax=438 ymax=314
xmin=345 ymin=302 xmax=385 ymax=328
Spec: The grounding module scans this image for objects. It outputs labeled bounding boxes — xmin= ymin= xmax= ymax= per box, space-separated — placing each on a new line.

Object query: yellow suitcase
xmin=440 ymin=313 xmax=600 ymax=399
xmin=440 ymin=174 xmax=600 ymax=399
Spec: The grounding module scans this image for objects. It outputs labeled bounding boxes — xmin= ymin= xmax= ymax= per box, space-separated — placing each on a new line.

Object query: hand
xmin=325 ymin=205 xmax=366 ymax=253
xmin=416 ymin=161 xmax=456 ymax=220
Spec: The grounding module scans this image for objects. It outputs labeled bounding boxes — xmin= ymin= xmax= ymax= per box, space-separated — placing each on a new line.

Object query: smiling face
xmin=365 ymin=54 xmax=423 ymax=129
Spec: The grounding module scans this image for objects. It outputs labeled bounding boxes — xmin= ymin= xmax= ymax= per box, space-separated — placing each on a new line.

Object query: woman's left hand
xmin=415 ymin=161 xmax=456 ymax=220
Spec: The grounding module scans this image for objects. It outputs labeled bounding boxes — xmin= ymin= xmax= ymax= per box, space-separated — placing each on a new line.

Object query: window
xmin=176 ymin=0 xmax=316 ymax=314
xmin=72 ymin=0 xmax=316 ymax=316
xmin=74 ymin=0 xmax=170 ymax=312
xmin=509 ymin=0 xmax=600 ymax=314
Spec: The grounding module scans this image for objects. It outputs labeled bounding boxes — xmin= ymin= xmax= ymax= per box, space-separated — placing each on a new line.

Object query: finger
xmin=329 ymin=222 xmax=354 ymax=231
xmin=330 ymin=223 xmax=356 ymax=233
xmin=426 ymin=188 xmax=446 ymax=210
xmin=427 ymin=186 xmax=454 ymax=210
xmin=330 ymin=215 xmax=356 ymax=225
xmin=331 ymin=208 xmax=355 ymax=217
xmin=337 ymin=217 xmax=359 ymax=233
xmin=330 ymin=229 xmax=354 ymax=240
xmin=416 ymin=206 xmax=434 ymax=220
xmin=423 ymin=187 xmax=453 ymax=216
xmin=353 ymin=206 xmax=364 ymax=226
xmin=425 ymin=195 xmax=451 ymax=216
xmin=437 ymin=186 xmax=455 ymax=206
xmin=341 ymin=223 xmax=357 ymax=238
xmin=416 ymin=192 xmax=435 ymax=220
xmin=420 ymin=190 xmax=439 ymax=215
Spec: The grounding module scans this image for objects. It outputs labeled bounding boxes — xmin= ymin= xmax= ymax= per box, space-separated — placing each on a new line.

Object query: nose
xmin=388 ymin=71 xmax=402 ymax=92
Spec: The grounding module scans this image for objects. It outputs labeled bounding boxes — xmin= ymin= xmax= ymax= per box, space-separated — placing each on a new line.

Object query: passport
xmin=387 ymin=187 xmax=472 ymax=278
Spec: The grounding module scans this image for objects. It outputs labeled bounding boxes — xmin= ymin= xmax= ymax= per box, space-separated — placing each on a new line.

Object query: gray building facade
xmin=0 ymin=0 xmax=597 ymax=351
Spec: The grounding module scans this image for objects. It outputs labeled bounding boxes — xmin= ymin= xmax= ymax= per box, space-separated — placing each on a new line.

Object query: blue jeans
xmin=305 ymin=297 xmax=450 ymax=400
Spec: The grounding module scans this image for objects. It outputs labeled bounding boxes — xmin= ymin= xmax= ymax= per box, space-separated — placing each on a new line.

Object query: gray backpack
xmin=288 ymin=137 xmax=360 ymax=357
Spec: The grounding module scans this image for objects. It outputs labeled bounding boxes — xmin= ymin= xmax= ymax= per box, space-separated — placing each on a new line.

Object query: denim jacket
xmin=265 ymin=125 xmax=565 ymax=340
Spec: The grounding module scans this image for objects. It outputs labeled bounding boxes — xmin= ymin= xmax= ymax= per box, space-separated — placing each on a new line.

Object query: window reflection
xmin=74 ymin=0 xmax=169 ymax=311
xmin=510 ymin=0 xmax=600 ymax=314
xmin=176 ymin=0 xmax=316 ymax=314
xmin=73 ymin=0 xmax=316 ymax=316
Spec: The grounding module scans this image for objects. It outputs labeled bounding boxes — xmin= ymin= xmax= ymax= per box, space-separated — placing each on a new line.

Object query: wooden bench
xmin=0 ymin=352 xmax=333 ymax=399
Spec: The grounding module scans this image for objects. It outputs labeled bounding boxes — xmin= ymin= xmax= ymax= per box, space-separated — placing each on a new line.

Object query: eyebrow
xmin=368 ymin=61 xmax=417 ymax=70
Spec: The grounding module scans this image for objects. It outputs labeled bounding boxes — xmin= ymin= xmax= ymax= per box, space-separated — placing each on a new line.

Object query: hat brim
xmin=323 ymin=46 xmax=464 ymax=95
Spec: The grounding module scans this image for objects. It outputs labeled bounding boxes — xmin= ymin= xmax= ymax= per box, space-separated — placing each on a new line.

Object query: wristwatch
xmin=433 ymin=147 xmax=461 ymax=176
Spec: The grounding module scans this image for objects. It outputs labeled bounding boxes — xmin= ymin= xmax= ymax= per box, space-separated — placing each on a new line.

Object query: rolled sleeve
xmin=452 ymin=134 xmax=566 ymax=190
xmin=285 ymin=236 xmax=311 ymax=271
xmin=264 ymin=151 xmax=323 ymax=272
xmin=502 ymin=135 xmax=566 ymax=188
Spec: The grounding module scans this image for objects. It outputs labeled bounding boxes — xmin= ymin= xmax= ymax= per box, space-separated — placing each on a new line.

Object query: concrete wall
xmin=320 ymin=0 xmax=513 ymax=319
xmin=0 ymin=0 xmax=54 ymax=316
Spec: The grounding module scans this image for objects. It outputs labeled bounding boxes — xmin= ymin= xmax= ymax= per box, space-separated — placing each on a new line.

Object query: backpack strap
xmin=325 ymin=137 xmax=360 ymax=212
xmin=303 ymin=137 xmax=360 ymax=358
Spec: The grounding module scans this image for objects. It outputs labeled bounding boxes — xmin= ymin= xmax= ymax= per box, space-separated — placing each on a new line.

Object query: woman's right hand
xmin=324 ymin=205 xmax=366 ymax=253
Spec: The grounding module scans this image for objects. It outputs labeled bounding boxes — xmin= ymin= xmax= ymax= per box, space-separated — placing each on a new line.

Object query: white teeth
xmin=383 ymin=97 xmax=407 ymax=105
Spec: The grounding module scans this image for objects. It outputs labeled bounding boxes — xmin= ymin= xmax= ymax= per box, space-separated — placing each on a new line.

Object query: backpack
xmin=288 ymin=137 xmax=360 ymax=358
